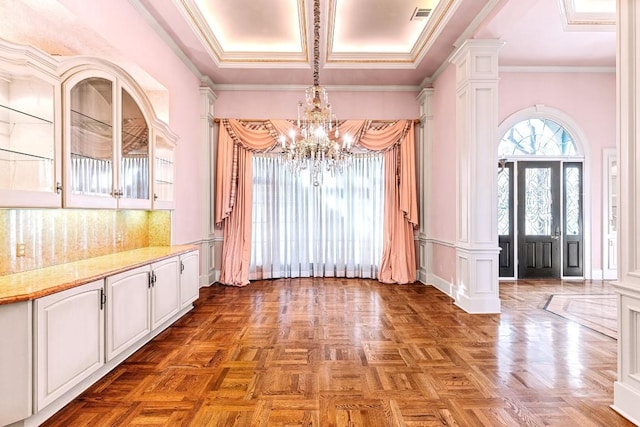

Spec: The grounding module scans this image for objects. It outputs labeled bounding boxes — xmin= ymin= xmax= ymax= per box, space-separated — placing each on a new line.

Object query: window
xmin=498 ymin=118 xmax=578 ymax=157
xmin=251 ymin=153 xmax=384 ymax=280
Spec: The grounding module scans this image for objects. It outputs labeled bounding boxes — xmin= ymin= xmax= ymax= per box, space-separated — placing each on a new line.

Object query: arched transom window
xmin=498 ymin=118 xmax=578 ymax=157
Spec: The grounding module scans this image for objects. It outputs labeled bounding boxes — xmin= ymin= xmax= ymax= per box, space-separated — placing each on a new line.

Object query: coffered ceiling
xmin=174 ymin=0 xmax=445 ymax=67
xmin=0 ymin=0 xmax=617 ymax=88
xmin=135 ymin=0 xmax=616 ymax=87
xmin=136 ymin=0 xmax=493 ymax=86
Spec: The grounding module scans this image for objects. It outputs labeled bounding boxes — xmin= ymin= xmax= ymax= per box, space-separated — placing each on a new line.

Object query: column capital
xmin=416 ymin=87 xmax=435 ymax=102
xmin=450 ymin=39 xmax=505 ymax=83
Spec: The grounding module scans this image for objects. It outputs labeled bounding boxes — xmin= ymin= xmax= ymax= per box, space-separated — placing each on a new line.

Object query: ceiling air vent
xmin=410 ymin=7 xmax=432 ymax=20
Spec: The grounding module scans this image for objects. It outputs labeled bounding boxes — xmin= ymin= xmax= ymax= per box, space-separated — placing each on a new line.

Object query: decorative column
xmin=449 ymin=40 xmax=503 ymax=313
xmin=612 ymin=1 xmax=640 ymax=423
xmin=416 ymin=88 xmax=434 ymax=284
xmin=199 ymin=87 xmax=217 ymax=286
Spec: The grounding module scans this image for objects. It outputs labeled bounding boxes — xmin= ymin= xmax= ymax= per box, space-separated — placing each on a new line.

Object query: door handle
xmin=551 ymin=227 xmax=561 ymax=240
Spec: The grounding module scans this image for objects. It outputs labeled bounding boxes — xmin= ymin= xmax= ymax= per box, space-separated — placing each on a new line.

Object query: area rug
xmin=544 ymin=294 xmax=617 ymax=339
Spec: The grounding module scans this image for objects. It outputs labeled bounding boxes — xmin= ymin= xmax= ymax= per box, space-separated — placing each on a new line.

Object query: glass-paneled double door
xmin=498 ymin=161 xmax=583 ymax=279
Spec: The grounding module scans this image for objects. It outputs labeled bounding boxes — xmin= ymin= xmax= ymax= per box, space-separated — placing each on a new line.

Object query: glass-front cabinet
xmin=152 ymin=126 xmax=176 ymax=209
xmin=0 ymin=41 xmax=62 ymax=207
xmin=0 ymin=40 xmax=175 ymax=210
xmin=63 ymin=71 xmax=152 ymax=209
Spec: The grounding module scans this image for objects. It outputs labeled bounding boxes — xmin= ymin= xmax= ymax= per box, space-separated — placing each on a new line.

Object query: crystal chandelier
xmin=280 ymin=0 xmax=353 ymax=186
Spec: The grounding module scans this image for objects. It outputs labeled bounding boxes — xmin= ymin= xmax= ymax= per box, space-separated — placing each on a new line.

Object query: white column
xmin=449 ymin=40 xmax=503 ymax=314
xmin=612 ymin=1 xmax=640 ymax=424
xmin=199 ymin=87 xmax=217 ymax=287
xmin=416 ymin=88 xmax=434 ymax=284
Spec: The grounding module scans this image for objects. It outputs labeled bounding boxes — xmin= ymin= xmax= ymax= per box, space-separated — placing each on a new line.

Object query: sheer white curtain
xmin=250 ymin=153 xmax=384 ymax=280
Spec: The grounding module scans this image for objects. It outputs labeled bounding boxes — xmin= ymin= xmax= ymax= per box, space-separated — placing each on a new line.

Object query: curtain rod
xmin=213 ymin=118 xmax=421 ymax=124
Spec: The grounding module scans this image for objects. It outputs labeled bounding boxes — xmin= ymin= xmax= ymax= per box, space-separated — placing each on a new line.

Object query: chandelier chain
xmin=313 ymin=0 xmax=320 ymax=86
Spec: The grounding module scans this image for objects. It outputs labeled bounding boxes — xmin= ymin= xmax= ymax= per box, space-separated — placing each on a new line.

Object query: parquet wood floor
xmin=43 ymin=278 xmax=633 ymax=426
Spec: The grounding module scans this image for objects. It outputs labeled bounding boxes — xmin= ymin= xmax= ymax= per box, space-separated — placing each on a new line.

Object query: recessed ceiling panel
xmin=178 ymin=0 xmax=308 ymax=66
xmin=196 ymin=0 xmax=303 ymax=52
xmin=331 ymin=0 xmax=437 ymax=53
xmin=326 ymin=0 xmax=451 ymax=68
xmin=573 ymin=0 xmax=615 ymax=13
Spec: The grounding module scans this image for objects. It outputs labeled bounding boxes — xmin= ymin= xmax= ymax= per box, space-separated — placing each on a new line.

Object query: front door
xmin=517 ymin=161 xmax=561 ymax=278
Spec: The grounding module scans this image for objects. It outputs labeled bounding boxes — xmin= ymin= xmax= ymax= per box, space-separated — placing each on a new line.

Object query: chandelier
xmin=280 ymin=0 xmax=353 ymax=186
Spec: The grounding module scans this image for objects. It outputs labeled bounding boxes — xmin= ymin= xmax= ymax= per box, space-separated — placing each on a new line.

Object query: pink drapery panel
xmin=215 ymin=118 xmax=418 ymax=286
xmin=359 ymin=121 xmax=418 ymax=283
xmin=215 ymin=119 xmax=276 ymax=286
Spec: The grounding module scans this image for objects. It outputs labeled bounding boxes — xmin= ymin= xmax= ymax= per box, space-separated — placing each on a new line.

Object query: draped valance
xmin=215 ymin=118 xmax=418 ymax=286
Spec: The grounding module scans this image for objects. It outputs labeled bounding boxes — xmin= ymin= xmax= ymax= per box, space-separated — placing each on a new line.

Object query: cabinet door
xmin=34 ymin=280 xmax=104 ymax=411
xmin=106 ymin=265 xmax=151 ymax=361
xmin=117 ymin=86 xmax=151 ymax=209
xmin=152 ymin=128 xmax=176 ymax=210
xmin=63 ymin=72 xmax=117 ymax=209
xmin=151 ymin=256 xmax=180 ymax=329
xmin=0 ymin=41 xmax=62 ymax=207
xmin=180 ymin=250 xmax=200 ymax=309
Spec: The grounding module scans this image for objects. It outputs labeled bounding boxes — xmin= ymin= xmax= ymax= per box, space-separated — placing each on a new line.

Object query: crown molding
xmin=424 ymin=0 xmax=504 ymax=88
xmin=129 ymin=0 xmax=215 ymax=88
xmin=211 ymin=83 xmax=421 ymax=92
xmin=500 ymin=65 xmax=615 ymax=73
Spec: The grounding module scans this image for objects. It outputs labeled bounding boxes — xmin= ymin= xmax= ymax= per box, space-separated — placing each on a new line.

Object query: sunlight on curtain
xmin=251 ymin=153 xmax=384 ymax=280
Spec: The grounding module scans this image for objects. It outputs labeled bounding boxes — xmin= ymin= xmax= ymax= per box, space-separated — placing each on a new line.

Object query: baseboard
xmin=454 ymin=293 xmax=501 ymax=314
xmin=417 ymin=268 xmax=428 ymax=284
xmin=612 ymin=381 xmax=640 ymax=426
xmin=591 ymin=269 xmax=604 ymax=281
xmin=428 ymin=273 xmax=454 ymax=298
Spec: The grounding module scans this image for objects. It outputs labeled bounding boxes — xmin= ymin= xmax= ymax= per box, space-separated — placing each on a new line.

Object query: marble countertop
xmin=0 ymin=245 xmax=198 ymax=305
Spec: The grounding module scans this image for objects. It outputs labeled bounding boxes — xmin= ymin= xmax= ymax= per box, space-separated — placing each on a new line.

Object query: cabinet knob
xmin=56 ymin=182 xmax=63 ymax=194
xmin=154 ymin=193 xmax=158 ymax=201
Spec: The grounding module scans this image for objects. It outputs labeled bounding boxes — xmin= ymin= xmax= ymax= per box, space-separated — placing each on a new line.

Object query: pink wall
xmin=214 ymin=90 xmax=420 ymax=120
xmin=499 ymin=72 xmax=616 ymax=273
xmin=57 ymin=0 xmax=204 ymax=245
xmin=430 ymin=64 xmax=458 ymax=282
xmin=426 ymin=67 xmax=615 ymax=280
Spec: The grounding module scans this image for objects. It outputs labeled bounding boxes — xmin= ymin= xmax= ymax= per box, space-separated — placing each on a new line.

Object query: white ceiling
xmin=0 ymin=0 xmax=617 ymax=88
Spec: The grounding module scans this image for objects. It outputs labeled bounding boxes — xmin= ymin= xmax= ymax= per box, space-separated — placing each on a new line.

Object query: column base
xmin=611 ymin=281 xmax=640 ymax=425
xmin=612 ymin=381 xmax=640 ymax=425
xmin=454 ymin=292 xmax=501 ymax=314
xmin=454 ymin=246 xmax=501 ymax=313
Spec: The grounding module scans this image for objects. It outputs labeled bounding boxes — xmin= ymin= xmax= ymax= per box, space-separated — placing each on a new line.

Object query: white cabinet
xmin=106 ymin=256 xmax=180 ymax=361
xmin=0 ymin=40 xmax=62 ymax=207
xmin=0 ymin=40 xmax=178 ymax=210
xmin=34 ymin=280 xmax=104 ymax=411
xmin=0 ymin=301 xmax=32 ymax=426
xmin=105 ymin=264 xmax=151 ymax=361
xmin=150 ymin=256 xmax=180 ymax=329
xmin=2 ymin=249 xmax=198 ymax=426
xmin=62 ymin=70 xmax=152 ymax=209
xmin=180 ymin=250 xmax=200 ymax=309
